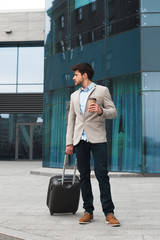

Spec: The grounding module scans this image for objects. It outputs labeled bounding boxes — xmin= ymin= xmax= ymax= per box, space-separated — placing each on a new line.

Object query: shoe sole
xmin=106 ymin=221 xmax=120 ymax=227
xmin=79 ymin=219 xmax=93 ymax=224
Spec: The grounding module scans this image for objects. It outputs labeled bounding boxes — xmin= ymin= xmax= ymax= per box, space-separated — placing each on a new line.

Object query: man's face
xmin=73 ymin=70 xmax=84 ymax=86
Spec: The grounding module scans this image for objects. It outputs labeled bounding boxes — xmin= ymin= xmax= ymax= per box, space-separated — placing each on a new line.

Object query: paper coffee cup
xmin=88 ymin=98 xmax=96 ymax=105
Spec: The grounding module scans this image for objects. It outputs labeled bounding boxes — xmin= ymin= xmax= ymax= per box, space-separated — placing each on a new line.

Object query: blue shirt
xmin=79 ymin=82 xmax=93 ymax=141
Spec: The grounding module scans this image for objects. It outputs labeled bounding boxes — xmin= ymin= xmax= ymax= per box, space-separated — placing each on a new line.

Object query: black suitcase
xmin=46 ymin=155 xmax=80 ymax=215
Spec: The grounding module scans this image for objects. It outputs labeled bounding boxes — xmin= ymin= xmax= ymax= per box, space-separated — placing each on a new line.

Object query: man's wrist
xmin=98 ymin=107 xmax=103 ymax=116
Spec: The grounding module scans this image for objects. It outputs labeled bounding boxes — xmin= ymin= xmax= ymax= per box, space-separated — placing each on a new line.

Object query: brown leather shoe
xmin=106 ymin=213 xmax=120 ymax=227
xmin=79 ymin=212 xmax=93 ymax=224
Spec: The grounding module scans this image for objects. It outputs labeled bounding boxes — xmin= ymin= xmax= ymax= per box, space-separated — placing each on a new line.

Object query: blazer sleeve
xmin=101 ymin=87 xmax=117 ymax=119
xmin=66 ymin=94 xmax=76 ymax=145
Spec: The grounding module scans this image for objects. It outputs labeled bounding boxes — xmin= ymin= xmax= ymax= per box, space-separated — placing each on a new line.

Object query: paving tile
xmin=0 ymin=161 xmax=160 ymax=240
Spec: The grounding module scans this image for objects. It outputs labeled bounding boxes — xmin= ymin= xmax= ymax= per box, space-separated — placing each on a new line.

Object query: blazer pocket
xmin=94 ymin=115 xmax=105 ymax=122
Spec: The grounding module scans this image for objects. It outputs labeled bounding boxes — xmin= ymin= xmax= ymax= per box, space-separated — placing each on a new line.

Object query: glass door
xmin=33 ymin=124 xmax=43 ymax=160
xmin=15 ymin=123 xmax=42 ymax=160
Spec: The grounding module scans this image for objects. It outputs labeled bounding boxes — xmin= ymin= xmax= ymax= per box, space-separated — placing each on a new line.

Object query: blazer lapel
xmin=84 ymin=83 xmax=97 ymax=115
xmin=75 ymin=87 xmax=82 ymax=115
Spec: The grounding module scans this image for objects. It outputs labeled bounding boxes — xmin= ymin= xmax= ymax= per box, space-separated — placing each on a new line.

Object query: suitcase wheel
xmin=73 ymin=212 xmax=76 ymax=215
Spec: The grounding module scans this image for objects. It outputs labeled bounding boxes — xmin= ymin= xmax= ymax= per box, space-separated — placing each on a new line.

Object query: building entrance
xmin=15 ymin=123 xmax=42 ymax=160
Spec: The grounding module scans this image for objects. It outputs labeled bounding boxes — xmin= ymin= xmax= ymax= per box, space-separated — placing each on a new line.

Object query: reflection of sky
xmin=45 ymin=0 xmax=53 ymax=42
xmin=75 ymin=0 xmax=96 ymax=9
xmin=0 ymin=114 xmax=9 ymax=119
xmin=0 ymin=0 xmax=45 ymax=10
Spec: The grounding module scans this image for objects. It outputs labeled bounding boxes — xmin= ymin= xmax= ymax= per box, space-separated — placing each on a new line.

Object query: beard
xmin=74 ymin=79 xmax=83 ymax=86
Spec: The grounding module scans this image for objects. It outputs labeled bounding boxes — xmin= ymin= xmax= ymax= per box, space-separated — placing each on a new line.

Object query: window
xmin=0 ymin=47 xmax=17 ymax=84
xmin=18 ymin=47 xmax=44 ymax=84
xmin=60 ymin=15 xmax=65 ymax=29
xmin=141 ymin=14 xmax=160 ymax=26
xmin=141 ymin=0 xmax=160 ymax=12
xmin=91 ymin=1 xmax=97 ymax=12
xmin=0 ymin=46 xmax=44 ymax=93
xmin=77 ymin=8 xmax=83 ymax=21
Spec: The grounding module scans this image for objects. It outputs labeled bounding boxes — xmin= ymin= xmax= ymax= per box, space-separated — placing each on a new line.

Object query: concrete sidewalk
xmin=0 ymin=161 xmax=160 ymax=240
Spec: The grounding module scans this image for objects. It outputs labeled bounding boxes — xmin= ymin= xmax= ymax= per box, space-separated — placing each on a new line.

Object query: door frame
xmin=15 ymin=122 xmax=42 ymax=160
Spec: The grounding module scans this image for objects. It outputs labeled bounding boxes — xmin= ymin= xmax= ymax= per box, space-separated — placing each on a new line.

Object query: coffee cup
xmin=88 ymin=97 xmax=96 ymax=105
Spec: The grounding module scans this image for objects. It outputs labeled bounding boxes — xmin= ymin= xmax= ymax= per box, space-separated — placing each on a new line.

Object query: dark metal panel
xmin=0 ymin=93 xmax=43 ymax=113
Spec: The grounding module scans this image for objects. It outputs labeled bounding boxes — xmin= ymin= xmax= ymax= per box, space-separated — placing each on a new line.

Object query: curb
xmin=30 ymin=168 xmax=160 ymax=178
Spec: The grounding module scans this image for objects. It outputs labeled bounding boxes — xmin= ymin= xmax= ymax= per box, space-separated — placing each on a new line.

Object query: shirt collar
xmin=81 ymin=82 xmax=93 ymax=92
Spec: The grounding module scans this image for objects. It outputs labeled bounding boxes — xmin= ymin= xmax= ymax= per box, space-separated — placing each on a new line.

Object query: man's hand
xmin=65 ymin=145 xmax=74 ymax=155
xmin=88 ymin=103 xmax=102 ymax=115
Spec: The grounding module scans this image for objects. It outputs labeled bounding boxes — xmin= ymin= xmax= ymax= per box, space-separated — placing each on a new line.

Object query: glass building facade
xmin=0 ymin=44 xmax=44 ymax=160
xmin=0 ymin=45 xmax=44 ymax=93
xmin=43 ymin=0 xmax=160 ymax=173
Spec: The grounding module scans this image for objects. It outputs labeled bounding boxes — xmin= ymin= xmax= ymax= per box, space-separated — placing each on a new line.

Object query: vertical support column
xmin=15 ymin=124 xmax=19 ymax=160
xmin=30 ymin=124 xmax=33 ymax=160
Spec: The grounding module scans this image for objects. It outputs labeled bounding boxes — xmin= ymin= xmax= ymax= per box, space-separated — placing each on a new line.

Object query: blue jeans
xmin=74 ymin=140 xmax=115 ymax=216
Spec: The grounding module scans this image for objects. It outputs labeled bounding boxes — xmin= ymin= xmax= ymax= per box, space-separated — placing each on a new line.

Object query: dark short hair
xmin=72 ymin=62 xmax=94 ymax=80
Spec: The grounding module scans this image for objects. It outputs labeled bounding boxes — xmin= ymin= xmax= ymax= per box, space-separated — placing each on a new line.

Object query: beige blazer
xmin=66 ymin=83 xmax=117 ymax=146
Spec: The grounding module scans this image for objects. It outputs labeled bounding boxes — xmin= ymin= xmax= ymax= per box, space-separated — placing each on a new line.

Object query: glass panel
xmin=17 ymin=114 xmax=43 ymax=123
xmin=106 ymin=28 xmax=140 ymax=78
xmin=43 ymin=93 xmax=52 ymax=167
xmin=110 ymin=74 xmax=141 ymax=172
xmin=141 ymin=28 xmax=160 ymax=71
xmin=18 ymin=125 xmax=30 ymax=159
xmin=71 ymin=27 xmax=105 ymax=49
xmin=45 ymin=38 xmax=106 ymax=90
xmin=0 ymin=85 xmax=17 ymax=93
xmin=0 ymin=114 xmax=15 ymax=160
xmin=141 ymin=14 xmax=160 ymax=26
xmin=142 ymin=72 xmax=160 ymax=90
xmin=0 ymin=47 xmax=17 ymax=84
xmin=17 ymin=84 xmax=43 ymax=93
xmin=18 ymin=47 xmax=44 ymax=84
xmin=49 ymin=87 xmax=71 ymax=167
xmin=141 ymin=0 xmax=160 ymax=12
xmin=71 ymin=0 xmax=105 ymax=46
xmin=46 ymin=0 xmax=68 ymax=56
xmin=142 ymin=92 xmax=160 ymax=172
xmin=106 ymin=15 xmax=140 ymax=37
xmin=33 ymin=125 xmax=42 ymax=159
xmin=107 ymin=0 xmax=139 ymax=22
xmin=75 ymin=0 xmax=96 ymax=9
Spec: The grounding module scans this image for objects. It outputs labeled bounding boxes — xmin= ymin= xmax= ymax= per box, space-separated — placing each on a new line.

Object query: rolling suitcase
xmin=46 ymin=154 xmax=80 ymax=215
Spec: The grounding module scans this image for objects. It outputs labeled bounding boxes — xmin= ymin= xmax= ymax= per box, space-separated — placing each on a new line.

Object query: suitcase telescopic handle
xmin=62 ymin=154 xmax=77 ymax=185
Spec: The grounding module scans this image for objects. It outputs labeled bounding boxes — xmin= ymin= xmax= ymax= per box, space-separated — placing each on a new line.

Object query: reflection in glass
xmin=142 ymin=72 xmax=160 ymax=90
xmin=141 ymin=0 xmax=160 ymax=12
xmin=0 ymin=114 xmax=15 ymax=160
xmin=71 ymin=1 xmax=104 ymax=48
xmin=17 ymin=114 xmax=43 ymax=123
xmin=75 ymin=0 xmax=96 ymax=9
xmin=33 ymin=125 xmax=42 ymax=159
xmin=0 ymin=47 xmax=17 ymax=84
xmin=18 ymin=125 xmax=30 ymax=159
xmin=141 ymin=14 xmax=160 ymax=26
xmin=18 ymin=47 xmax=44 ymax=84
xmin=18 ymin=84 xmax=43 ymax=93
xmin=142 ymin=92 xmax=160 ymax=172
xmin=45 ymin=0 xmax=105 ymax=56
xmin=0 ymin=85 xmax=17 ymax=93
xmin=43 ymin=87 xmax=73 ymax=167
xmin=106 ymin=15 xmax=140 ymax=37
xmin=107 ymin=0 xmax=139 ymax=22
xmin=111 ymin=74 xmax=141 ymax=172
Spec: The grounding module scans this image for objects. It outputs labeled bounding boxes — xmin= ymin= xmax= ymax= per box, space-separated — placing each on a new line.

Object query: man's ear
xmin=83 ymin=73 xmax=88 ymax=79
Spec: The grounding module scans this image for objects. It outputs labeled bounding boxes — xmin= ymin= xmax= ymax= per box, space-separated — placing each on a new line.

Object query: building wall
xmin=44 ymin=0 xmax=160 ymax=172
xmin=140 ymin=0 xmax=160 ymax=172
xmin=0 ymin=10 xmax=44 ymax=42
xmin=0 ymin=10 xmax=45 ymax=161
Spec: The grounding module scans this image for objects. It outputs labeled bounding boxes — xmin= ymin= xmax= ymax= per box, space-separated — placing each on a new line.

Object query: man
xmin=65 ymin=63 xmax=120 ymax=226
